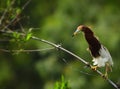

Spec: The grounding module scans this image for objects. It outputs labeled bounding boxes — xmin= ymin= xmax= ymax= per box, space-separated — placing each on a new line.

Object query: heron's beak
xmin=72 ymin=29 xmax=80 ymax=37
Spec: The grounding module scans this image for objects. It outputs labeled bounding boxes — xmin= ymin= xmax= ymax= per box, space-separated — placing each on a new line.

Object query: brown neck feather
xmin=83 ymin=28 xmax=101 ymax=57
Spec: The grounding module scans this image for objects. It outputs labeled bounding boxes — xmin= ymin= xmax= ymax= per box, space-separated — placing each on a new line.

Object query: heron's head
xmin=72 ymin=25 xmax=92 ymax=37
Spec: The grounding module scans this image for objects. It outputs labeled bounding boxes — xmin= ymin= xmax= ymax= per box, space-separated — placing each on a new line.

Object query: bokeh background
xmin=0 ymin=0 xmax=120 ymax=89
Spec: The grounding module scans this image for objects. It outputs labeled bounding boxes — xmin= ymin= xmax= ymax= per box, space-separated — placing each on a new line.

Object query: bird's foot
xmin=91 ymin=65 xmax=98 ymax=71
xmin=102 ymin=73 xmax=108 ymax=80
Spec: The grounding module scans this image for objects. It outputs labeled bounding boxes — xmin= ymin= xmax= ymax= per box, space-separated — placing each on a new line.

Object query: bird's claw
xmin=91 ymin=66 xmax=98 ymax=71
xmin=101 ymin=73 xmax=108 ymax=80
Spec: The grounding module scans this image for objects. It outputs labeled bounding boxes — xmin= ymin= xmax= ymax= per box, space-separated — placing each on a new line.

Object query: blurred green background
xmin=0 ymin=0 xmax=120 ymax=89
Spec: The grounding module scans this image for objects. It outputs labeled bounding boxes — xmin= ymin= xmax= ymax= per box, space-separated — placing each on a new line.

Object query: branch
xmin=0 ymin=0 xmax=15 ymax=26
xmin=1 ymin=0 xmax=31 ymax=31
xmin=0 ymin=48 xmax=54 ymax=53
xmin=31 ymin=36 xmax=89 ymax=64
xmin=0 ymin=29 xmax=119 ymax=89
xmin=31 ymin=36 xmax=119 ymax=89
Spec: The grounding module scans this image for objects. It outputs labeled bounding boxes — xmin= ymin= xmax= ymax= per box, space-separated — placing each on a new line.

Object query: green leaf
xmin=54 ymin=75 xmax=71 ymax=89
xmin=12 ymin=32 xmax=20 ymax=39
xmin=25 ymin=33 xmax=32 ymax=41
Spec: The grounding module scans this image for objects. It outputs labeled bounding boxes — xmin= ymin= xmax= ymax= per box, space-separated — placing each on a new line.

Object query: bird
xmin=72 ymin=25 xmax=113 ymax=78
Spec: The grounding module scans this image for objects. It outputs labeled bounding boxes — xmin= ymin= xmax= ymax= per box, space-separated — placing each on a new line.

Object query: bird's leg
xmin=102 ymin=63 xmax=110 ymax=79
xmin=90 ymin=65 xmax=98 ymax=71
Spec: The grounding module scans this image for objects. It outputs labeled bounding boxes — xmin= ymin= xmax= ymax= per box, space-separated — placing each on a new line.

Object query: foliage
xmin=0 ymin=0 xmax=120 ymax=89
xmin=54 ymin=76 xmax=71 ymax=89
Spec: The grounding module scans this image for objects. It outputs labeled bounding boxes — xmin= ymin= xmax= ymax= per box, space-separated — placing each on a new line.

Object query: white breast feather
xmin=92 ymin=45 xmax=113 ymax=67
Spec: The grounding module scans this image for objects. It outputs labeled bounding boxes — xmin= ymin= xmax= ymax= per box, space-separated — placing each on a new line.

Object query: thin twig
xmin=0 ymin=0 xmax=15 ymax=26
xmin=0 ymin=47 xmax=54 ymax=53
xmin=22 ymin=0 xmax=32 ymax=10
xmin=1 ymin=0 xmax=31 ymax=31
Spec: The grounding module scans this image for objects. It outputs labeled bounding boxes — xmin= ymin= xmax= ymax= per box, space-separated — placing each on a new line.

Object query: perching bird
xmin=72 ymin=25 xmax=113 ymax=77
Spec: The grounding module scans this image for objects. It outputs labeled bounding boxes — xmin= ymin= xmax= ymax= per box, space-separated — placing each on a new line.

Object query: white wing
xmin=92 ymin=45 xmax=113 ymax=67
